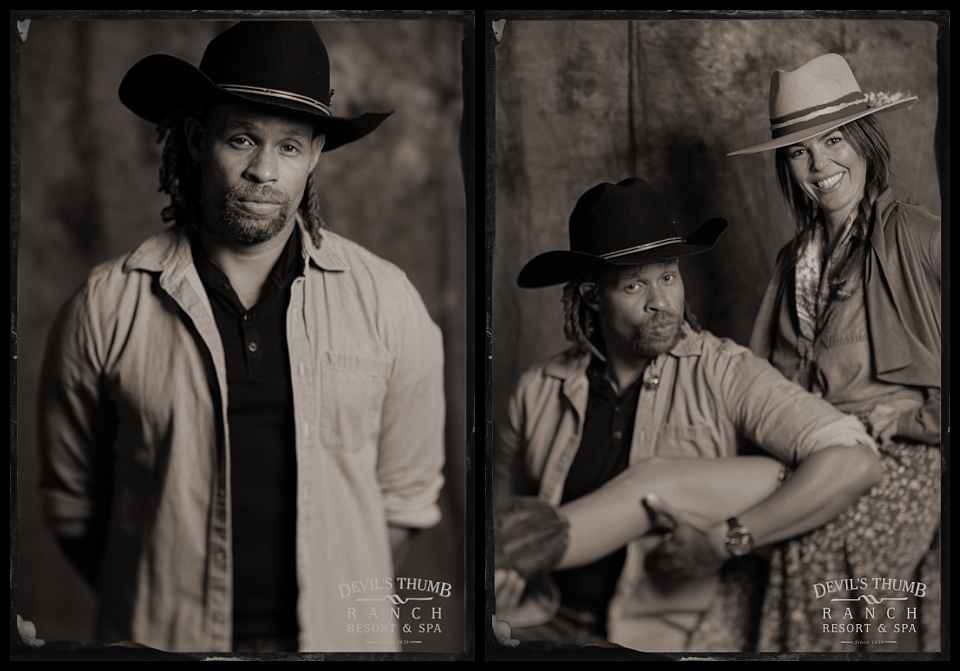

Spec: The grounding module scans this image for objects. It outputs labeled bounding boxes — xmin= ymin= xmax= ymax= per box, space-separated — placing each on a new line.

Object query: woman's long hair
xmin=154 ymin=106 xmax=327 ymax=248
xmin=773 ymin=115 xmax=892 ymax=269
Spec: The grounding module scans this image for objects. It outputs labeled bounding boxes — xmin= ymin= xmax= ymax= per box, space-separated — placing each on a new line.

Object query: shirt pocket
xmin=319 ymin=351 xmax=392 ymax=454
xmin=656 ymin=423 xmax=713 ymax=458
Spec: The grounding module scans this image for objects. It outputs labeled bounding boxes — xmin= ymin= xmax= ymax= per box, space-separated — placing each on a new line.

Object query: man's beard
xmin=630 ymin=311 xmax=684 ymax=358
xmin=216 ymin=185 xmax=293 ymax=245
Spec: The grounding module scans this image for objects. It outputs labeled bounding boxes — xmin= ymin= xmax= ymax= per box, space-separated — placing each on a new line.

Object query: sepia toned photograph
xmin=12 ymin=10 xmax=473 ymax=660
xmin=485 ymin=10 xmax=947 ymax=661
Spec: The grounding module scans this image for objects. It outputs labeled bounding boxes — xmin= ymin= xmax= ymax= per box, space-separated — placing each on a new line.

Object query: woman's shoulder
xmin=874 ymin=192 xmax=941 ymax=275
xmin=878 ymin=191 xmax=941 ymax=233
xmin=896 ymin=200 xmax=939 ymax=228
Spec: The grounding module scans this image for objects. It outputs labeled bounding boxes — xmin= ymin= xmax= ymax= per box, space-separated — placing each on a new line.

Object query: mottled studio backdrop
xmin=14 ymin=14 xmax=469 ymax=652
xmin=490 ymin=14 xmax=944 ymax=449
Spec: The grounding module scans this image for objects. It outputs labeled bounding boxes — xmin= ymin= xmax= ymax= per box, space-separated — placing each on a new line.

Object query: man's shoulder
xmin=684 ymin=327 xmax=770 ymax=375
xmin=47 ymin=228 xmax=182 ymax=333
xmin=308 ymin=229 xmax=441 ymax=343
xmin=81 ymin=227 xmax=182 ymax=289
xmin=308 ymin=229 xmax=434 ymax=310
xmin=672 ymin=323 xmax=750 ymax=358
xmin=314 ymin=229 xmax=411 ymax=283
xmin=694 ymin=327 xmax=750 ymax=354
xmin=514 ymin=348 xmax=588 ymax=388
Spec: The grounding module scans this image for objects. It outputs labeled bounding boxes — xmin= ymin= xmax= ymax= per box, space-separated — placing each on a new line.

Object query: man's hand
xmin=864 ymin=404 xmax=899 ymax=444
xmin=494 ymin=568 xmax=527 ymax=615
xmin=643 ymin=494 xmax=727 ymax=580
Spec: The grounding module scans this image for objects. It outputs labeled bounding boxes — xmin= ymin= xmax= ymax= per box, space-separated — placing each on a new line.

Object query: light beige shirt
xmin=39 ymin=218 xmax=445 ymax=652
xmin=494 ymin=324 xmax=871 ymax=651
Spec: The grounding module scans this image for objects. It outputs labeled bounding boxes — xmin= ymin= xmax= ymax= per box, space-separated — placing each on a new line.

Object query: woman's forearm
xmin=556 ymin=455 xmax=784 ymax=569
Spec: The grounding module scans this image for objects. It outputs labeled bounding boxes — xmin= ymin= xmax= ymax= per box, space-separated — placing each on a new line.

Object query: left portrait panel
xmin=12 ymin=11 xmax=472 ymax=660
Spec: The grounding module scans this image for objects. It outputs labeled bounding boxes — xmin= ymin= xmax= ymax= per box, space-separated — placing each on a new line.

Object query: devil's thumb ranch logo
xmin=338 ymin=576 xmax=452 ymax=643
xmin=813 ymin=576 xmax=927 ymax=645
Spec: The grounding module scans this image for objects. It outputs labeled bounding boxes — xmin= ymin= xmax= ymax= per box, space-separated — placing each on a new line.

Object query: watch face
xmin=725 ymin=528 xmax=753 ymax=556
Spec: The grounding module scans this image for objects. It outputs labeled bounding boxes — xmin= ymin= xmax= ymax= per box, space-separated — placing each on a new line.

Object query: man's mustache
xmin=647 ymin=311 xmax=681 ymax=326
xmin=227 ymin=186 xmax=289 ymax=205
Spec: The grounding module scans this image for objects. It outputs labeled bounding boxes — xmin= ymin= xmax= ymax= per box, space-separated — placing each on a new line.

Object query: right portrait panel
xmin=486 ymin=10 xmax=947 ymax=661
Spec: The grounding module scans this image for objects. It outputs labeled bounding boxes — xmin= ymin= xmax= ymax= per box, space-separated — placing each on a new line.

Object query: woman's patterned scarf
xmin=794 ymin=210 xmax=859 ymax=341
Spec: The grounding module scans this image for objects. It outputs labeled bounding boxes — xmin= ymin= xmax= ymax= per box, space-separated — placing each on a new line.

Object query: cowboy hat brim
xmin=727 ymin=95 xmax=917 ymax=156
xmin=517 ymin=217 xmax=727 ymax=288
xmin=118 ymin=54 xmax=393 ymax=152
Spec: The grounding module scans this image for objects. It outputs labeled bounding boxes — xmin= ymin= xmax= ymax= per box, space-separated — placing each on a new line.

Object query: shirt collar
xmin=123 ymin=212 xmax=350 ymax=275
xmin=297 ymin=214 xmax=348 ymax=272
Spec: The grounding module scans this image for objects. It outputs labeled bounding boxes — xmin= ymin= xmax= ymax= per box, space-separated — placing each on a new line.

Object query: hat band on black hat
xmin=600 ymin=237 xmax=682 ymax=260
xmin=219 ymin=84 xmax=332 ymax=116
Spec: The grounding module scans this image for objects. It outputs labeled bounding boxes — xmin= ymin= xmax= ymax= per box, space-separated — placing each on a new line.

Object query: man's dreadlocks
xmin=154 ymin=106 xmax=327 ymax=248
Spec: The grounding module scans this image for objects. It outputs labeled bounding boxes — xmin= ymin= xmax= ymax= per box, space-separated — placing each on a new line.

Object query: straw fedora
xmin=118 ymin=21 xmax=393 ymax=152
xmin=517 ymin=178 xmax=726 ymax=288
xmin=728 ymin=53 xmax=917 ymax=156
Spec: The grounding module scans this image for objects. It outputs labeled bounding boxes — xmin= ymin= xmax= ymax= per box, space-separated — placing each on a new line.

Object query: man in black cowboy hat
xmin=492 ymin=177 xmax=880 ymax=652
xmin=37 ymin=21 xmax=444 ymax=653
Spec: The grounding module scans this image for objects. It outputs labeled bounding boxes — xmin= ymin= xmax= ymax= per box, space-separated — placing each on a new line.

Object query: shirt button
xmin=248 ymin=342 xmax=258 ymax=353
xmin=212 ymin=612 xmax=225 ymax=623
xmin=242 ymin=313 xmax=251 ymax=322
xmin=214 ymin=549 xmax=226 ymax=564
xmin=613 ymin=430 xmax=623 ymax=440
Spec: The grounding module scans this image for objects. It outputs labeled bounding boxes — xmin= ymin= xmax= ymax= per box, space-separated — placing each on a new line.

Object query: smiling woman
xmin=784 ymin=128 xmax=867 ymax=233
xmin=731 ymin=52 xmax=942 ymax=653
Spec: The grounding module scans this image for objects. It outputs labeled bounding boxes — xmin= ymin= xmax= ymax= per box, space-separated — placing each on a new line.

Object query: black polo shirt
xmin=192 ymin=230 xmax=301 ymax=643
xmin=553 ymin=356 xmax=644 ymax=630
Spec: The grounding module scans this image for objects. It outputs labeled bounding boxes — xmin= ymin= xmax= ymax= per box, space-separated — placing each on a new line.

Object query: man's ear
xmin=184 ymin=117 xmax=206 ymax=161
xmin=579 ymin=282 xmax=602 ymax=311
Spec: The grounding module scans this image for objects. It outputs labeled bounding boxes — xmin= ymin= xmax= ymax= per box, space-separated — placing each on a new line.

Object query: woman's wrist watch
xmin=723 ymin=517 xmax=754 ymax=556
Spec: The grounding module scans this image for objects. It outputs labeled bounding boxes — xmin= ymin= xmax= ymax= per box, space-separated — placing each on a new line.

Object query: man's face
xmin=187 ymin=103 xmax=325 ymax=245
xmin=584 ymin=260 xmax=685 ymax=361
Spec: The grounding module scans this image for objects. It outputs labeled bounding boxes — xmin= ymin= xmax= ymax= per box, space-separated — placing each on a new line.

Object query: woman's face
xmin=785 ymin=127 xmax=867 ymax=228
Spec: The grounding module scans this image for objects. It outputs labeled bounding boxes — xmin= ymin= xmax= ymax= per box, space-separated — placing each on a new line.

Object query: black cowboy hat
xmin=517 ymin=178 xmax=727 ymax=288
xmin=118 ymin=21 xmax=393 ymax=151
